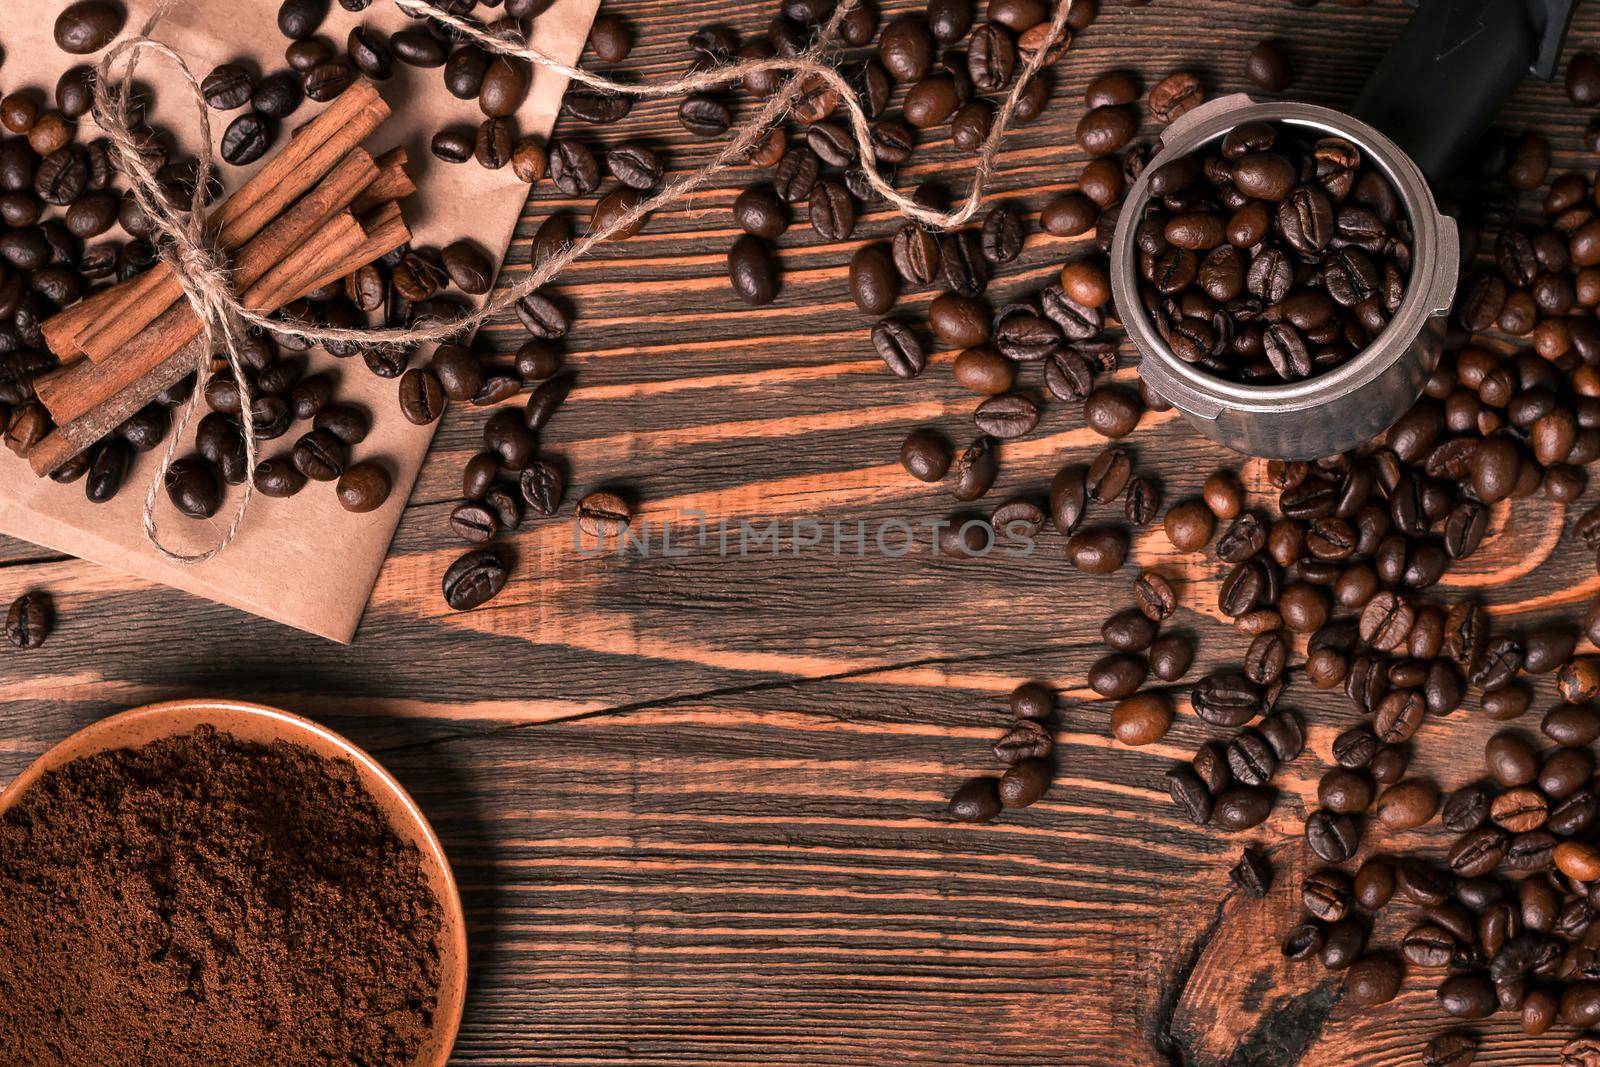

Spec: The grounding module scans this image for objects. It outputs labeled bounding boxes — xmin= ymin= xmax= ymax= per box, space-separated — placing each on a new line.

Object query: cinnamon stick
xmin=27 ymin=203 xmax=408 ymax=477
xmin=38 ymin=211 xmax=369 ymax=428
xmin=294 ymin=202 xmax=409 ymax=300
xmin=38 ymin=152 xmax=380 ymax=424
xmin=351 ymin=147 xmax=414 ymax=216
xmin=41 ymin=79 xmax=390 ymax=361
xmin=75 ymin=148 xmax=380 ymax=365
xmin=24 ymin=336 xmax=206 ymax=478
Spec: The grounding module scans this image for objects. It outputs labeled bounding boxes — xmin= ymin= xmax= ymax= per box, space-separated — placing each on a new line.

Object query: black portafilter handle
xmin=1351 ymin=0 xmax=1580 ymax=186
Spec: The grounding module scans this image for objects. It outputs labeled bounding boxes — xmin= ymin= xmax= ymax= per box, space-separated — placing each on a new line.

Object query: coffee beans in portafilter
xmin=1133 ymin=122 xmax=1412 ymax=384
xmin=949 ymin=683 xmax=1061 ymax=821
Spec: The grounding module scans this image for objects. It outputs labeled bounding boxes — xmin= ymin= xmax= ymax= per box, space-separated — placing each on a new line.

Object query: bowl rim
xmin=0 ymin=698 xmax=467 ymax=1067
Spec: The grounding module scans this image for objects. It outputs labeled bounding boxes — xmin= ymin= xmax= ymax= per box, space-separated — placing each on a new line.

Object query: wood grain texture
xmin=7 ymin=0 xmax=1600 ymax=1063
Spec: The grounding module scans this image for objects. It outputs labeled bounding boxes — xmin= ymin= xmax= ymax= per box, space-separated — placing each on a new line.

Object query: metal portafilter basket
xmin=1111 ymin=0 xmax=1581 ymax=460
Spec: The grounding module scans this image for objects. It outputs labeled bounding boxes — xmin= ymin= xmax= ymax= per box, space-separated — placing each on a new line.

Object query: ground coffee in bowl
xmin=0 ymin=723 xmax=448 ymax=1065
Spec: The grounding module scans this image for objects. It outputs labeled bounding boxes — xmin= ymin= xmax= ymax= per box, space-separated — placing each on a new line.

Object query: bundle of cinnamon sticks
xmin=25 ymin=77 xmax=414 ymax=477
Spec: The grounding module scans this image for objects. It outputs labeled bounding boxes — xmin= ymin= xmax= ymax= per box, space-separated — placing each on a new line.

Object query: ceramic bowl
xmin=0 ymin=698 xmax=467 ymax=1067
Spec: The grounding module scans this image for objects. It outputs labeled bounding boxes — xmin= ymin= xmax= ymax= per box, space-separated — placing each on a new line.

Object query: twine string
xmin=85 ymin=0 xmax=1073 ymax=561
xmin=92 ymin=0 xmax=258 ymax=563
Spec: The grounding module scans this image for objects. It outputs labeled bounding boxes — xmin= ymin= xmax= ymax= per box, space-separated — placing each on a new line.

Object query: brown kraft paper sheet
xmin=0 ymin=0 xmax=599 ymax=642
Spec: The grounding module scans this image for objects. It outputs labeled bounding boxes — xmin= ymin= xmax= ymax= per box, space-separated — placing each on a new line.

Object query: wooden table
xmin=7 ymin=1 xmax=1600 ymax=1062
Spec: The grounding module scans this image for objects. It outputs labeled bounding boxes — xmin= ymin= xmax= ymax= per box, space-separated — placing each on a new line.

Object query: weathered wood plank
xmin=7 ymin=0 xmax=1600 ymax=1062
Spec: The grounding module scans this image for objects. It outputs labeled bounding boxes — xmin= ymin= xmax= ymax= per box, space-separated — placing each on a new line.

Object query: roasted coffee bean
xmin=1125 ymin=477 xmax=1159 ymax=525
xmin=809 ymin=180 xmax=855 ymax=241
xmin=313 ymin=404 xmax=369 ymax=446
xmin=477 ymin=55 xmax=531 ymax=118
xmin=1342 ymin=953 xmax=1403 ymax=1006
xmin=1282 ymin=922 xmax=1323 ymax=961
xmin=516 ymin=292 xmax=568 ymax=339
xmin=1041 ymin=193 xmax=1098 ymax=237
xmin=1084 ymin=384 xmax=1142 ymax=438
xmin=1213 ymin=786 xmax=1274 ymax=831
xmin=733 ymin=184 xmax=789 ymax=240
xmin=521 ymin=372 xmax=573 ymax=435
xmin=1318 ymin=768 xmax=1373 ymax=814
xmin=1229 ymin=848 xmax=1272 ymax=898
xmin=1226 ymin=729 xmax=1277 ymax=787
xmin=1375 ymin=777 xmax=1439 ymax=830
xmin=440 ymin=44 xmax=490 ymax=99
xmin=981 ymin=206 xmax=1024 ymax=264
xmin=397 ymin=368 xmax=446 ymax=425
xmin=1192 ymin=672 xmax=1263 ymax=727
xmin=596 ymin=145 xmax=663 ymax=194
xmin=439 ymin=239 xmax=493 ymax=296
xmin=586 ymin=13 xmax=634 ymax=62
xmin=998 ymin=681 xmax=1052 ymax=723
xmin=1066 ymin=527 xmax=1127 ymax=575
xmin=548 ymin=139 xmax=599 ymax=194
xmin=516 ymin=460 xmax=565 ymax=517
xmin=1305 ymin=808 xmax=1361 ymax=863
xmin=1332 ymin=724 xmax=1379 ymax=769
xmin=117 ymin=404 xmax=170 ymax=453
xmin=1148 ymin=634 xmax=1192 ymax=682
xmin=1320 ymin=919 xmax=1366 ymax=971
xmin=473 ymin=117 xmax=515 ymax=169
xmin=1303 ymin=868 xmax=1353 ymax=922
xmin=1111 ymin=693 xmax=1172 ymax=746
xmin=431 ymin=128 xmax=475 ymax=164
xmin=772 ymin=147 xmax=821 ymax=204
xmin=1524 ymin=625 xmax=1577 ymax=674
xmin=251 ymin=455 xmax=304 ymax=498
xmin=940 ymin=230 xmax=990 ymax=297
xmin=5 ymin=593 xmax=51 ymax=649
xmin=576 ymin=491 xmax=632 ymax=539
xmin=974 ymin=393 xmax=1038 ymax=439
xmin=950 ymin=436 xmax=998 ymax=502
xmin=335 ymin=461 xmax=390 ymax=514
xmin=1438 ymin=973 xmax=1498 ymax=1020
xmin=949 ymin=777 xmax=1003 ymax=822
xmin=1149 ymin=71 xmax=1204 ymax=123
xmin=879 ymin=16 xmax=934 ymax=81
xmin=1359 ymin=591 xmax=1415 ymax=651
xmin=892 ymin=223 xmax=941 ymax=285
xmin=57 ymin=0 xmax=126 ymax=53
xmin=1134 ymin=571 xmax=1177 ymax=621
xmin=441 ymin=549 xmax=508 ymax=611
xmin=1245 ymin=40 xmax=1292 ymax=92
xmin=1471 ymin=636 xmax=1524 ymax=691
xmin=1166 ymin=763 xmax=1213 ymax=824
xmin=678 ymin=94 xmax=732 ymax=137
xmin=291 ymin=429 xmax=346 ymax=481
xmin=202 ymin=64 xmax=255 ymax=111
xmin=1188 ymin=743 xmax=1229 ymax=797
xmin=872 ymin=319 xmax=926 ymax=379
xmin=846 ymin=243 xmax=900 ymax=316
xmin=1102 ymin=608 xmax=1157 ymax=652
xmin=219 ymin=112 xmax=274 ymax=167
xmin=728 ymin=236 xmax=779 ymax=306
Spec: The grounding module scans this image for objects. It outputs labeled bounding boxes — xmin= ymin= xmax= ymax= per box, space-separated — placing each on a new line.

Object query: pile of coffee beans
xmin=1132 ymin=121 xmax=1413 ymax=384
xmin=947 ymin=681 xmax=1058 ymax=821
xmin=0 ymin=2 xmax=196 ymax=506
xmin=896 ymin=26 xmax=1600 ymax=1060
xmin=4 ymin=591 xmax=50 ymax=649
xmin=0 ymin=3 xmax=417 ymax=523
xmin=211 ymin=0 xmax=545 ymax=174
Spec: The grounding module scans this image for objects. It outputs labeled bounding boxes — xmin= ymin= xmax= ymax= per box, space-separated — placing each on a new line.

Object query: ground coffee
xmin=0 ymin=725 xmax=443 ymax=1066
